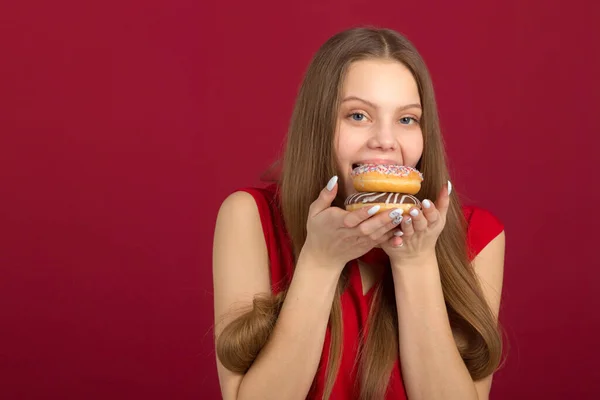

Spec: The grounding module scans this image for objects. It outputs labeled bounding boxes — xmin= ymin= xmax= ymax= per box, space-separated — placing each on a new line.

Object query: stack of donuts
xmin=344 ymin=164 xmax=424 ymax=217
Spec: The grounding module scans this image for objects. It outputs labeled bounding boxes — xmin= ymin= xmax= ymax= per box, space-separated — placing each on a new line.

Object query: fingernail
xmin=409 ymin=209 xmax=419 ymax=217
xmin=394 ymin=230 xmax=404 ymax=237
xmin=393 ymin=216 xmax=403 ymax=225
xmin=326 ymin=176 xmax=338 ymax=191
xmin=389 ymin=208 xmax=403 ymax=219
xmin=405 ymin=217 xmax=412 ymax=224
xmin=448 ymin=180 xmax=452 ymax=195
xmin=367 ymin=205 xmax=380 ymax=216
xmin=422 ymin=199 xmax=431 ymax=209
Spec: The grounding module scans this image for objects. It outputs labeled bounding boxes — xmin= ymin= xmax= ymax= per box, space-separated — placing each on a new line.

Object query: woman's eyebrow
xmin=341 ymin=96 xmax=421 ymax=112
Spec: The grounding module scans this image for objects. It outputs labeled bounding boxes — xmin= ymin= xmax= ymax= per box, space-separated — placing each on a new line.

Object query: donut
xmin=351 ymin=164 xmax=423 ymax=194
xmin=344 ymin=192 xmax=421 ymax=215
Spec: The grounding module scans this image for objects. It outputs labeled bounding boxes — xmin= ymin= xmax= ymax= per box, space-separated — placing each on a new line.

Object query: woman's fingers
xmin=308 ymin=176 xmax=339 ymax=217
xmin=348 ymin=207 xmax=404 ymax=240
xmin=342 ymin=204 xmax=382 ymax=228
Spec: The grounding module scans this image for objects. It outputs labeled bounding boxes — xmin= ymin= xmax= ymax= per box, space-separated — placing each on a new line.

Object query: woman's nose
xmin=367 ymin=124 xmax=397 ymax=150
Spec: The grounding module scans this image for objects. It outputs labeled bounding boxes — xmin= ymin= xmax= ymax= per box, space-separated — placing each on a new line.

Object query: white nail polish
xmin=448 ymin=180 xmax=452 ymax=195
xmin=367 ymin=205 xmax=381 ymax=216
xmin=410 ymin=209 xmax=419 ymax=217
xmin=405 ymin=217 xmax=412 ymax=224
xmin=422 ymin=199 xmax=431 ymax=209
xmin=326 ymin=176 xmax=338 ymax=191
xmin=394 ymin=230 xmax=404 ymax=237
xmin=393 ymin=216 xmax=403 ymax=225
xmin=389 ymin=208 xmax=403 ymax=219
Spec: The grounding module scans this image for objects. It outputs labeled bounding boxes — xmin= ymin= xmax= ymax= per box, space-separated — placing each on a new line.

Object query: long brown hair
xmin=216 ymin=26 xmax=504 ymax=399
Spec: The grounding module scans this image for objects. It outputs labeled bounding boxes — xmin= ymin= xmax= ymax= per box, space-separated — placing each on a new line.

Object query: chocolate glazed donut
xmin=344 ymin=192 xmax=421 ymax=216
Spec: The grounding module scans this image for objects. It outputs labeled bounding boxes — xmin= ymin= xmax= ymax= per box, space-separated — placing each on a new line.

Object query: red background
xmin=1 ymin=0 xmax=599 ymax=398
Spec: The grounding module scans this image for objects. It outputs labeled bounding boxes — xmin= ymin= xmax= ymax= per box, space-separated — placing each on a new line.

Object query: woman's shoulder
xmin=461 ymin=204 xmax=503 ymax=227
xmin=219 ymin=182 xmax=289 ymax=244
xmin=220 ymin=182 xmax=293 ymax=291
xmin=228 ymin=182 xmax=279 ymax=202
xmin=224 ymin=183 xmax=280 ymax=218
xmin=460 ymin=204 xmax=505 ymax=260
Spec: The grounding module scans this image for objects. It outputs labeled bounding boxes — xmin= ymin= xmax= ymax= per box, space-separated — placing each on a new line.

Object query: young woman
xmin=212 ymin=27 xmax=506 ymax=400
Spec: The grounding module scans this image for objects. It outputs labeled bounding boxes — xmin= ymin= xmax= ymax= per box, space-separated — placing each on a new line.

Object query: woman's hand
xmin=300 ymin=176 xmax=404 ymax=270
xmin=381 ymin=181 xmax=452 ymax=266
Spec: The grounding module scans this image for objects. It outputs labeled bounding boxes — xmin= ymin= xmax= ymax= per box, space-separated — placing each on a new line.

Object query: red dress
xmin=239 ymin=183 xmax=504 ymax=399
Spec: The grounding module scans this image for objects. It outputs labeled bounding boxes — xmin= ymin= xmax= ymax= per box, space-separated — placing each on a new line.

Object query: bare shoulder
xmin=214 ymin=190 xmax=268 ymax=247
xmin=212 ymin=190 xmax=272 ymax=399
xmin=471 ymin=228 xmax=505 ymax=319
xmin=462 ymin=204 xmax=506 ymax=313
xmin=213 ymin=189 xmax=272 ymax=324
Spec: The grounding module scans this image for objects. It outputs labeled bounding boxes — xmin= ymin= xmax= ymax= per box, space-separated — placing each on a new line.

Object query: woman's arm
xmin=213 ymin=191 xmax=342 ymax=400
xmin=390 ymin=231 xmax=505 ymax=400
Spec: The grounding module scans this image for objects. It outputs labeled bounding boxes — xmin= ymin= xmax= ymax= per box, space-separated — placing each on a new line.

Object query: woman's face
xmin=334 ymin=58 xmax=424 ymax=198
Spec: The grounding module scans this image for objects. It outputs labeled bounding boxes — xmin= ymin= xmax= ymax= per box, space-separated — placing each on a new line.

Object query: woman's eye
xmin=349 ymin=112 xmax=367 ymax=122
xmin=400 ymin=117 xmax=418 ymax=125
